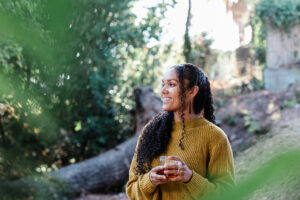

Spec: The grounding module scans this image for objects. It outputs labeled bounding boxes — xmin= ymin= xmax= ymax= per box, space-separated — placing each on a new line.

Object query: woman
xmin=126 ymin=64 xmax=235 ymax=200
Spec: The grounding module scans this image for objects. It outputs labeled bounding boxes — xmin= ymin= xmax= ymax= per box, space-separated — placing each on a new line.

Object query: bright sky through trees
xmin=132 ymin=0 xmax=252 ymax=51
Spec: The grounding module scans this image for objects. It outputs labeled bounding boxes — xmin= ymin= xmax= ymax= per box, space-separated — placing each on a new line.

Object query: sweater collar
xmin=172 ymin=116 xmax=207 ymax=131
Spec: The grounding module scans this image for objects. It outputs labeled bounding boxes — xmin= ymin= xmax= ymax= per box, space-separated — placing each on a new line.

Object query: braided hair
xmin=135 ymin=63 xmax=215 ymax=175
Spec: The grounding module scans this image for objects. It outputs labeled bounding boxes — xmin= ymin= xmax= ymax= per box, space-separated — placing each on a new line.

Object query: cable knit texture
xmin=126 ymin=117 xmax=235 ymax=200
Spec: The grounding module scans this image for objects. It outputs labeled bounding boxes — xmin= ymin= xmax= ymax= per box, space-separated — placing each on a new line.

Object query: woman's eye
xmin=170 ymin=83 xmax=175 ymax=87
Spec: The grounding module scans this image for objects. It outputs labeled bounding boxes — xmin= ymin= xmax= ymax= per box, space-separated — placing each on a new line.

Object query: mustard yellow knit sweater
xmin=126 ymin=117 xmax=235 ymax=200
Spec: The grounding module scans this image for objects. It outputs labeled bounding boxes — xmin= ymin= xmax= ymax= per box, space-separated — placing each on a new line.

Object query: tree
xmin=183 ymin=0 xmax=192 ymax=63
xmin=0 ymin=0 xmax=175 ymax=198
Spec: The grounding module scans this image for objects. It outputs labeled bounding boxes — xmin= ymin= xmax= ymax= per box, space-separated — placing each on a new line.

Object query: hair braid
xmin=203 ymin=76 xmax=215 ymax=124
xmin=176 ymin=66 xmax=187 ymax=150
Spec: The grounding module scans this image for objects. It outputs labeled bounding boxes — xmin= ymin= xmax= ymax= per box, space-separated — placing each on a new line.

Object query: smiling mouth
xmin=162 ymin=97 xmax=172 ymax=103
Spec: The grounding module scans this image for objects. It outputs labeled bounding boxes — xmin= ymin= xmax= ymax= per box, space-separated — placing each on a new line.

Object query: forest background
xmin=0 ymin=0 xmax=300 ymax=199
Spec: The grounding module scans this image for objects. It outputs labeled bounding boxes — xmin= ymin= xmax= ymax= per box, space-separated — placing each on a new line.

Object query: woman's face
xmin=160 ymin=68 xmax=182 ymax=112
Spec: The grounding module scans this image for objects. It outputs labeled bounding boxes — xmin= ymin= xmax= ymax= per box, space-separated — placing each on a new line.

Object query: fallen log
xmin=50 ymin=135 xmax=138 ymax=193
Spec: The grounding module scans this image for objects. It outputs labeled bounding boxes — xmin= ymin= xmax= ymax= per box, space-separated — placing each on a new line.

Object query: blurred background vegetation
xmin=0 ymin=0 xmax=171 ymax=175
xmin=0 ymin=0 xmax=299 ymax=199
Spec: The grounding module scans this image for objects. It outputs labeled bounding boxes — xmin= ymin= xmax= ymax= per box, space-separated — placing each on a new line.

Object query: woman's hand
xmin=149 ymin=166 xmax=169 ymax=185
xmin=164 ymin=156 xmax=193 ymax=183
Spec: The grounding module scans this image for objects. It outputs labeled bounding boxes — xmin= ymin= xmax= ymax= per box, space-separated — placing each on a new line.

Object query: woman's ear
xmin=186 ymin=85 xmax=199 ymax=100
xmin=190 ymin=85 xmax=199 ymax=98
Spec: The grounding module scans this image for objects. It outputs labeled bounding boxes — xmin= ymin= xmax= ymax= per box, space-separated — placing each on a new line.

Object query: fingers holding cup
xmin=163 ymin=160 xmax=182 ymax=179
xmin=166 ymin=156 xmax=193 ymax=183
xmin=160 ymin=156 xmax=182 ymax=178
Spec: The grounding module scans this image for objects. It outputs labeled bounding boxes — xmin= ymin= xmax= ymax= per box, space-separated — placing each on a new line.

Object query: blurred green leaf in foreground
xmin=204 ymin=150 xmax=300 ymax=200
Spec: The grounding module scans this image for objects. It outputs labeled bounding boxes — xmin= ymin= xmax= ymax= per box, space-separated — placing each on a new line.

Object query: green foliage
xmin=280 ymin=92 xmax=300 ymax=109
xmin=0 ymin=175 xmax=71 ymax=199
xmin=222 ymin=114 xmax=238 ymax=126
xmin=214 ymin=99 xmax=228 ymax=112
xmin=248 ymin=76 xmax=264 ymax=91
xmin=250 ymin=6 xmax=267 ymax=70
xmin=66 ymin=0 xmax=175 ymax=160
xmin=296 ymin=89 xmax=300 ymax=102
xmin=0 ymin=0 xmax=175 ymax=197
xmin=252 ymin=0 xmax=300 ymax=70
xmin=0 ymin=2 xmax=77 ymax=198
xmin=242 ymin=109 xmax=263 ymax=134
xmin=189 ymin=33 xmax=214 ymax=69
xmin=238 ymin=77 xmax=264 ymax=94
xmin=256 ymin=0 xmax=300 ymax=31
xmin=250 ymin=0 xmax=300 ymax=70
xmin=282 ymin=99 xmax=298 ymax=108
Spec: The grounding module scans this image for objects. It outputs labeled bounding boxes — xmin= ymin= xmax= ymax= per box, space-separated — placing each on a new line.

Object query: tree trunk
xmin=50 ymin=86 xmax=162 ymax=194
xmin=183 ymin=0 xmax=192 ymax=63
xmin=50 ymin=135 xmax=138 ymax=194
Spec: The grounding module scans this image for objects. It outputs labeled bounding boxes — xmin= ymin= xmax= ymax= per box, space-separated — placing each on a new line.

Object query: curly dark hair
xmin=135 ymin=63 xmax=215 ymax=175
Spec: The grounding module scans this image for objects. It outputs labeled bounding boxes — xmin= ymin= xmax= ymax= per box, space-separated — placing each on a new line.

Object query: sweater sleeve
xmin=126 ymin=133 xmax=159 ymax=200
xmin=184 ymin=133 xmax=235 ymax=199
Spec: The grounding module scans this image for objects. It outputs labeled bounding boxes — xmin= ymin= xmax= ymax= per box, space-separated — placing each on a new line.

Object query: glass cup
xmin=159 ymin=156 xmax=182 ymax=178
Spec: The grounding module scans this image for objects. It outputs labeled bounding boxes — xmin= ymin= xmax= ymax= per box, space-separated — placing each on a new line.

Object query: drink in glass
xmin=159 ymin=156 xmax=181 ymax=178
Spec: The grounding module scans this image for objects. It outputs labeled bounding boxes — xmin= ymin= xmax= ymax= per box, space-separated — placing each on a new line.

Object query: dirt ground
xmin=234 ymin=105 xmax=300 ymax=200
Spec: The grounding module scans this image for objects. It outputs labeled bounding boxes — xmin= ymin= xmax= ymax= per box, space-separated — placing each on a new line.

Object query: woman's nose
xmin=161 ymin=86 xmax=168 ymax=94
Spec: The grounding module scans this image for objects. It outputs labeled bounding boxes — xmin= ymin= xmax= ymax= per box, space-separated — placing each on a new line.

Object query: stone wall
xmin=264 ymin=23 xmax=300 ymax=91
